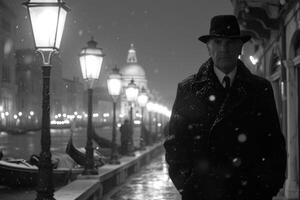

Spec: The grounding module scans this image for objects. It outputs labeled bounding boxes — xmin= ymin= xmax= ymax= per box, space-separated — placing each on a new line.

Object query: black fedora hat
xmin=198 ymin=15 xmax=251 ymax=43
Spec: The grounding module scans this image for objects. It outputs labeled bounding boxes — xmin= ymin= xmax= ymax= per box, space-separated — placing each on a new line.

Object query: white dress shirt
xmin=213 ymin=66 xmax=237 ymax=88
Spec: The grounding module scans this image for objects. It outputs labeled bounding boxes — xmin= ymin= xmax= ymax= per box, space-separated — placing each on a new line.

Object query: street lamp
xmin=107 ymin=66 xmax=122 ymax=164
xmin=23 ymin=0 xmax=69 ymax=199
xmin=125 ymin=79 xmax=139 ymax=156
xmin=137 ymin=87 xmax=148 ymax=150
xmin=146 ymin=101 xmax=155 ymax=145
xmin=79 ymin=37 xmax=104 ymax=175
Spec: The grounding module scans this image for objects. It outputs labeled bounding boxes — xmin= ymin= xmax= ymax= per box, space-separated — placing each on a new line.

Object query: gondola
xmin=92 ymin=128 xmax=113 ymax=148
xmin=65 ymin=132 xmax=105 ymax=167
xmin=92 ymin=128 xmax=121 ymax=155
xmin=0 ymin=154 xmax=82 ymax=187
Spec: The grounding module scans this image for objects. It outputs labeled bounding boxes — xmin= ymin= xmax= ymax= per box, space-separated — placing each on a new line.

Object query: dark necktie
xmin=223 ymin=76 xmax=230 ymax=91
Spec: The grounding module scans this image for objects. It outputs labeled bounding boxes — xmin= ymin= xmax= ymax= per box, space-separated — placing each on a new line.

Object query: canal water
xmin=0 ymin=126 xmax=141 ymax=160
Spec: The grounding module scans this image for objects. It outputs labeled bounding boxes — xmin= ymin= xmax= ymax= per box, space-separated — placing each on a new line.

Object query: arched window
xmin=270 ymin=45 xmax=281 ymax=74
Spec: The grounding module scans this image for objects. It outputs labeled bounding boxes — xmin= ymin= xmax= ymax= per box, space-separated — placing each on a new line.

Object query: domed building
xmin=119 ymin=44 xmax=148 ymax=120
xmin=120 ymin=44 xmax=147 ymax=88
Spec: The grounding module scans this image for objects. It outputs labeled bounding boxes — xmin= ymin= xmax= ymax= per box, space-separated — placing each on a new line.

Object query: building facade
xmin=0 ymin=0 xmax=17 ymax=128
xmin=15 ymin=49 xmax=64 ymax=127
xmin=62 ymin=77 xmax=84 ymax=117
xmin=231 ymin=0 xmax=299 ymax=199
xmin=15 ymin=49 xmax=42 ymax=128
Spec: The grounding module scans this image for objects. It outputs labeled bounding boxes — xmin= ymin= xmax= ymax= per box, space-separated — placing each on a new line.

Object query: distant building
xmin=15 ymin=48 xmax=64 ymax=126
xmin=62 ymin=77 xmax=84 ymax=116
xmin=231 ymin=0 xmax=299 ymax=199
xmin=0 ymin=0 xmax=17 ymax=127
xmin=15 ymin=49 xmax=42 ymax=127
xmin=119 ymin=44 xmax=148 ymax=120
xmin=89 ymin=86 xmax=112 ymax=124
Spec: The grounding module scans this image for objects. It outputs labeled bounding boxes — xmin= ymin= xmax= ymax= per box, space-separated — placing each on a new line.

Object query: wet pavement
xmin=105 ymin=154 xmax=181 ymax=200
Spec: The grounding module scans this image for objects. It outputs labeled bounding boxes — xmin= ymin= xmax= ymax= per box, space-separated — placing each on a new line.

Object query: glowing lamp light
xmin=30 ymin=111 xmax=34 ymax=116
xmin=146 ymin=102 xmax=155 ymax=112
xmin=125 ymin=79 xmax=139 ymax=102
xmin=137 ymin=87 xmax=149 ymax=107
xmin=23 ymin=0 xmax=70 ymax=51
xmin=79 ymin=37 xmax=104 ymax=84
xmin=103 ymin=113 xmax=110 ymax=118
xmin=107 ymin=67 xmax=122 ymax=99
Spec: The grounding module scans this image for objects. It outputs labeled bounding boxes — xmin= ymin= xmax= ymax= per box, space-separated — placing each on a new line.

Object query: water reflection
xmin=0 ymin=127 xmax=110 ymax=159
xmin=0 ymin=126 xmax=140 ymax=160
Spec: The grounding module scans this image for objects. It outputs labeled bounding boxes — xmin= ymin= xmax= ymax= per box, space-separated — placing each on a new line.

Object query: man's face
xmin=207 ymin=37 xmax=243 ymax=73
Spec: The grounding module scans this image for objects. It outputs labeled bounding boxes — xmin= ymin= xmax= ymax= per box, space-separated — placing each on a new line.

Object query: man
xmin=120 ymin=119 xmax=130 ymax=155
xmin=164 ymin=15 xmax=286 ymax=200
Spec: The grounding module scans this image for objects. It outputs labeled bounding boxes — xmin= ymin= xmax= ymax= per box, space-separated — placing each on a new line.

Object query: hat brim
xmin=198 ymin=35 xmax=251 ymax=43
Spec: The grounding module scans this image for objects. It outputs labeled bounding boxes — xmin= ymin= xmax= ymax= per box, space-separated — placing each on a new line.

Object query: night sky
xmin=8 ymin=0 xmax=233 ymax=108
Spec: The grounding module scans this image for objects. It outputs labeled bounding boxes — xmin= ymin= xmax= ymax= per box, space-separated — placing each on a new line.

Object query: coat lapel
xmin=206 ymin=59 xmax=251 ymax=133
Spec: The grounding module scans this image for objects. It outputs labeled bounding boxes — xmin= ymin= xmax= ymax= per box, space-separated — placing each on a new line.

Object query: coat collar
xmin=194 ymin=58 xmax=253 ymax=132
xmin=195 ymin=58 xmax=253 ymax=85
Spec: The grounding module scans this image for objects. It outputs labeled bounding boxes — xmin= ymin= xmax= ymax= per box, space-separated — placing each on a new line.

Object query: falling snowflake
xmin=130 ymin=11 xmax=135 ymax=16
xmin=194 ymin=135 xmax=201 ymax=140
xmin=225 ymin=173 xmax=231 ymax=178
xmin=232 ymin=157 xmax=242 ymax=167
xmin=3 ymin=39 xmax=13 ymax=56
xmin=209 ymin=95 xmax=216 ymax=101
xmin=238 ymin=134 xmax=247 ymax=143
xmin=257 ymin=112 xmax=262 ymax=116
xmin=78 ymin=30 xmax=83 ymax=36
xmin=241 ymin=180 xmax=247 ymax=186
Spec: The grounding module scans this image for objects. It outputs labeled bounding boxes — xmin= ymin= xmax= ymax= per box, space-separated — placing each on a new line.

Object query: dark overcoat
xmin=164 ymin=58 xmax=286 ymax=200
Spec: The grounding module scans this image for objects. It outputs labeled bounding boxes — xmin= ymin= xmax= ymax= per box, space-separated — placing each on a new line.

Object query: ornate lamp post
xmin=125 ymin=79 xmax=139 ymax=156
xmin=154 ymin=103 xmax=159 ymax=143
xmin=137 ymin=87 xmax=148 ymax=150
xmin=23 ymin=0 xmax=69 ymax=199
xmin=79 ymin=37 xmax=104 ymax=175
xmin=146 ymin=101 xmax=154 ymax=145
xmin=107 ymin=66 xmax=122 ymax=164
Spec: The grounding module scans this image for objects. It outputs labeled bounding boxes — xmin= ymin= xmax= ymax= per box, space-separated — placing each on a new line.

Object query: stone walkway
xmin=105 ymin=154 xmax=181 ymax=200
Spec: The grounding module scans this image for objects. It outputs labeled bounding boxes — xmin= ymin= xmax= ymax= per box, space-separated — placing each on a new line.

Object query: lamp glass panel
xmin=55 ymin=8 xmax=67 ymax=49
xmin=107 ymin=78 xmax=122 ymax=96
xmin=138 ymin=94 xmax=148 ymax=107
xmin=79 ymin=54 xmax=103 ymax=80
xmin=146 ymin=102 xmax=154 ymax=111
xmin=29 ymin=6 xmax=59 ymax=49
xmin=126 ymin=87 xmax=139 ymax=102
